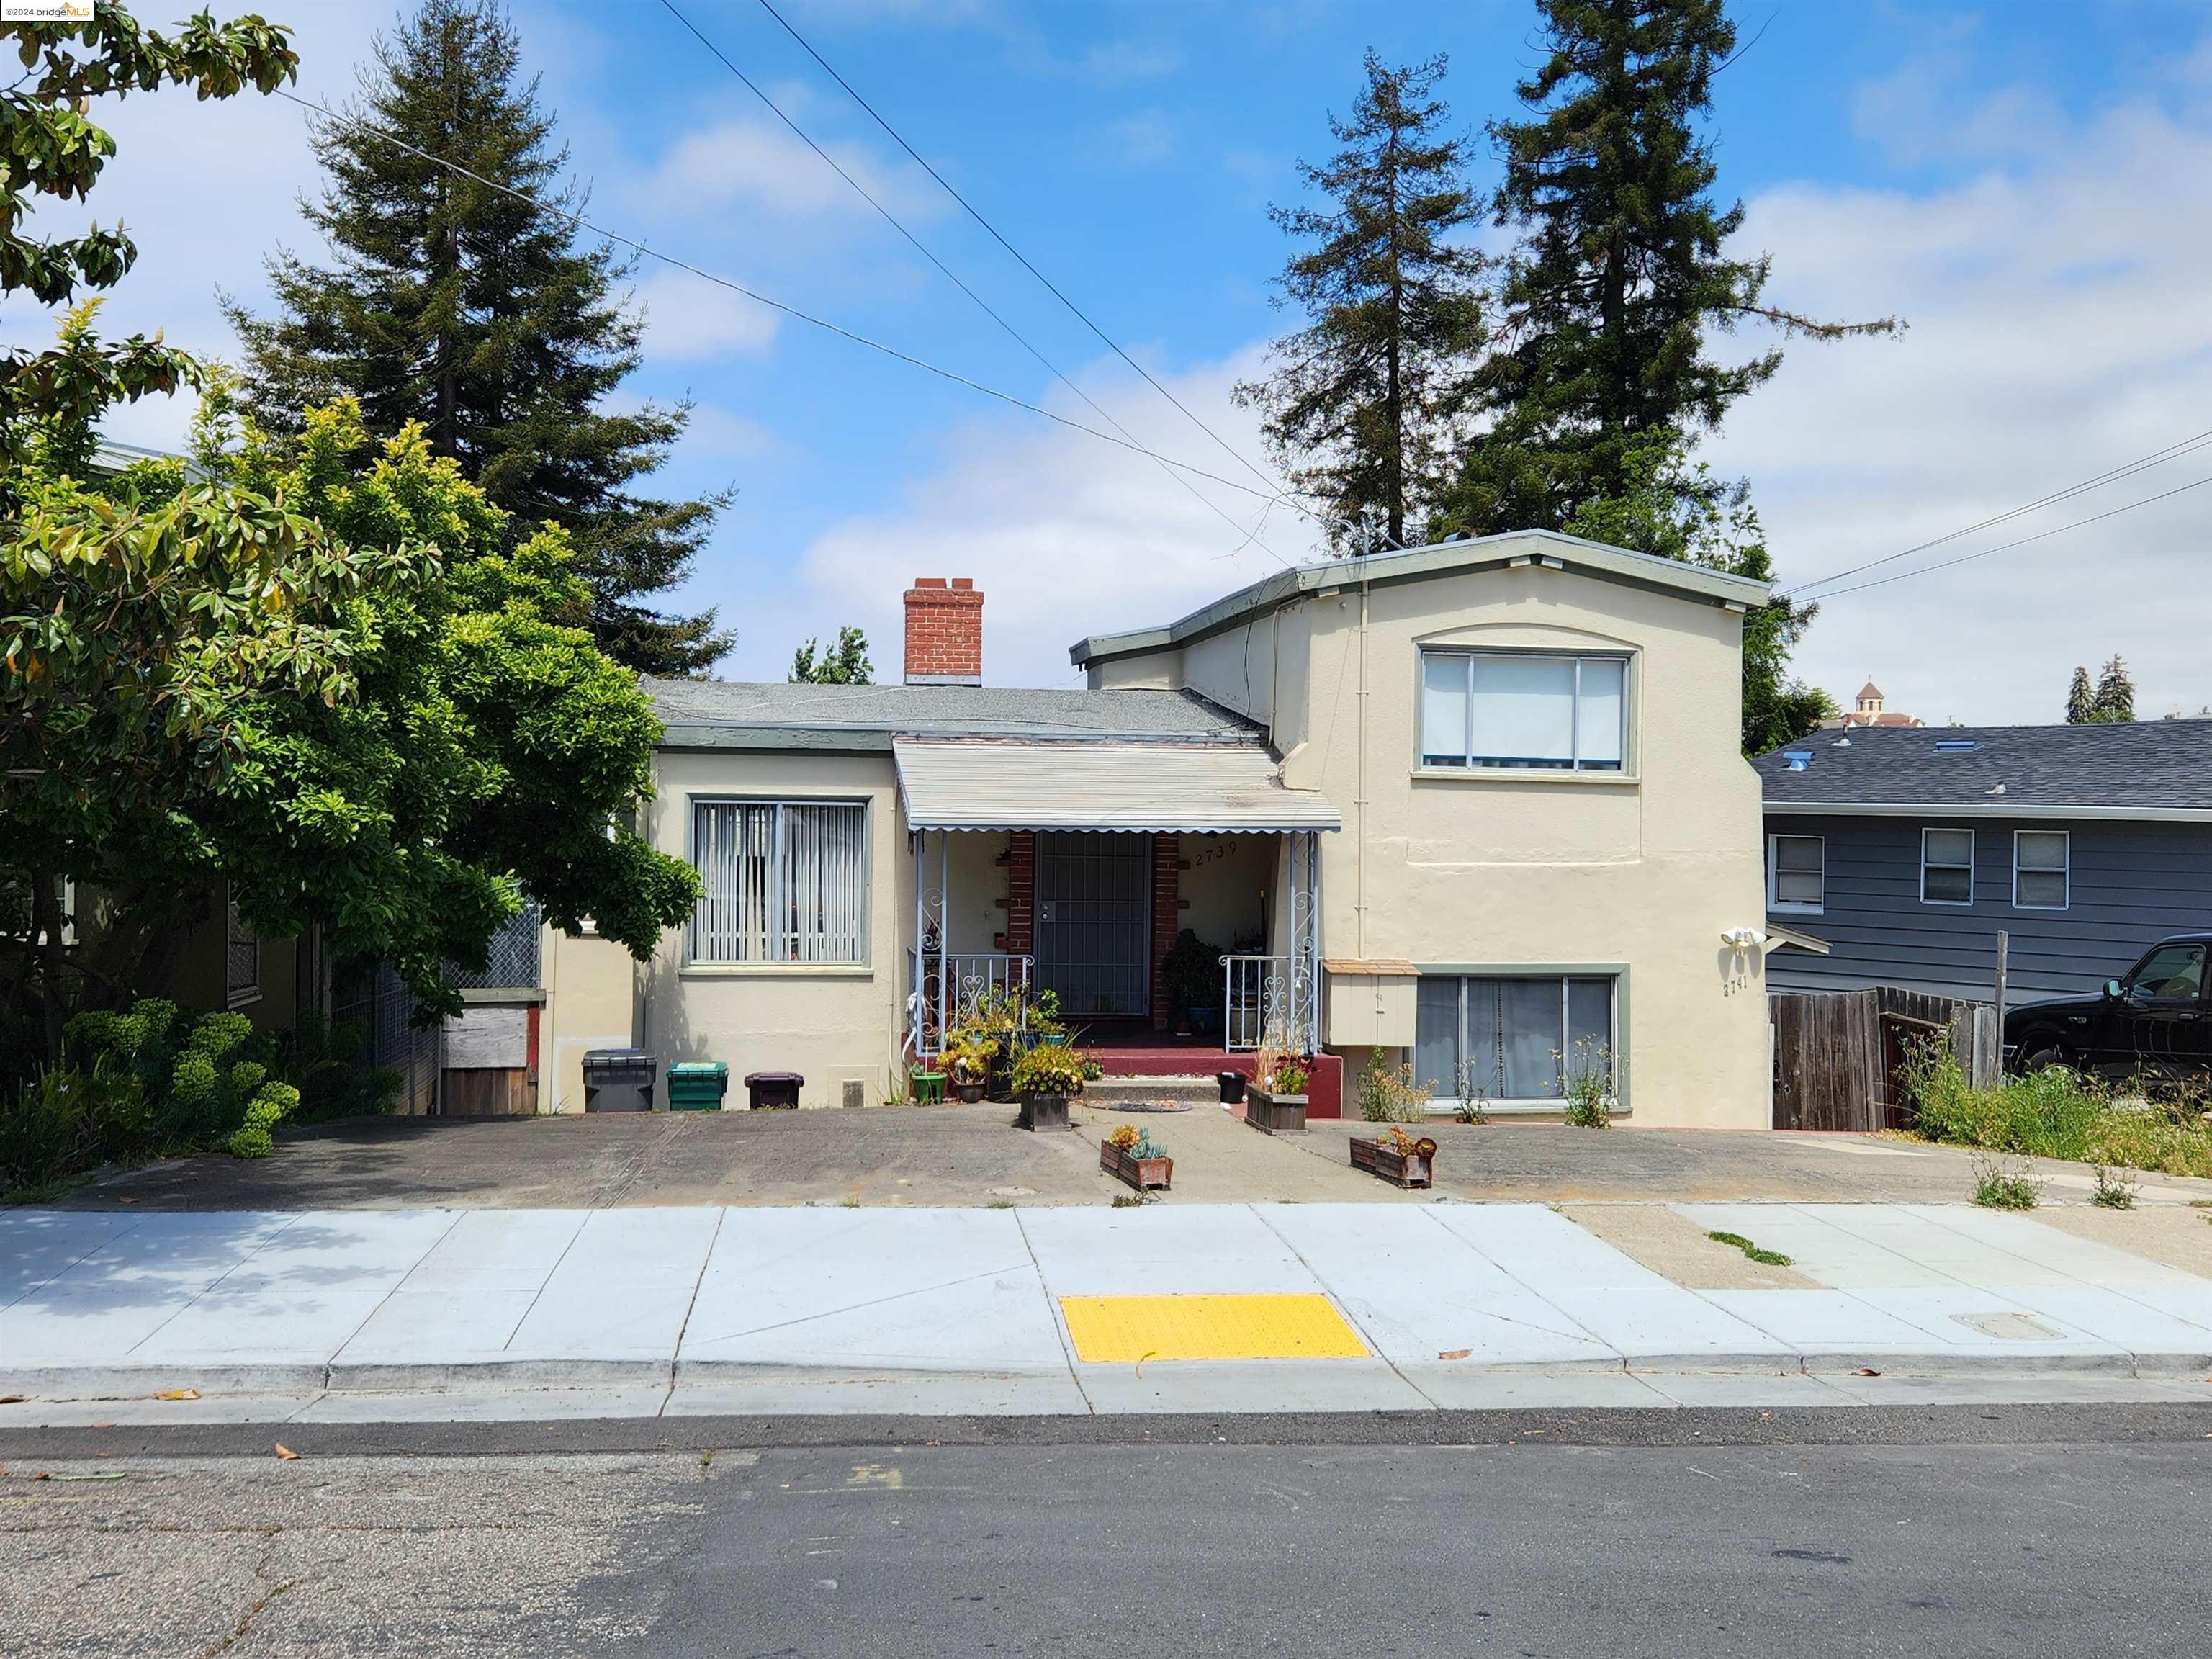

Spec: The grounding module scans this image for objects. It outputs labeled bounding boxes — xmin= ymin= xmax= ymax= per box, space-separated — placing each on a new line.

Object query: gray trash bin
xmin=583 ymin=1048 xmax=657 ymax=1112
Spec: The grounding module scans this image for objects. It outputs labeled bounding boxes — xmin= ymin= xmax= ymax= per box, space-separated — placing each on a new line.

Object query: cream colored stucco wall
xmin=638 ymin=749 xmax=909 ymax=1110
xmin=1287 ymin=558 xmax=1769 ymax=1128
xmin=539 ymin=925 xmax=634 ymax=1114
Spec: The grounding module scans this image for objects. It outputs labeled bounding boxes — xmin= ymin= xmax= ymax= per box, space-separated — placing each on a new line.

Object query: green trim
xmin=1408 ymin=963 xmax=1632 ymax=1117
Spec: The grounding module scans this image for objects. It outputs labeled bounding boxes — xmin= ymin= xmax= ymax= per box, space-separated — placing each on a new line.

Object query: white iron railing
xmin=907 ymin=952 xmax=1033 ymax=1059
xmin=1221 ymin=954 xmax=1296 ymax=1051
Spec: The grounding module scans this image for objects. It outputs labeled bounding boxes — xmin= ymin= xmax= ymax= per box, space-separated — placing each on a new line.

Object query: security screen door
xmin=1035 ymin=832 xmax=1152 ymax=1017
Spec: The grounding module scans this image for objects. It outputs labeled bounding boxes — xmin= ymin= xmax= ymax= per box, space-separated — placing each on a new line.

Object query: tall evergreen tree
xmin=1234 ymin=52 xmax=1487 ymax=552
xmin=1446 ymin=0 xmax=1897 ymax=534
xmin=224 ymin=0 xmax=731 ymax=675
xmin=2092 ymin=654 xmax=2136 ymax=723
xmin=2064 ymin=665 xmax=2095 ymax=724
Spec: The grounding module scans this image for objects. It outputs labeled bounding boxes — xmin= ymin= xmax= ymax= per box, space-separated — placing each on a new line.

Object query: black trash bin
xmin=743 ymin=1071 xmax=804 ymax=1111
xmin=1217 ymin=1070 xmax=1247 ymax=1105
xmin=584 ymin=1048 xmax=657 ymax=1112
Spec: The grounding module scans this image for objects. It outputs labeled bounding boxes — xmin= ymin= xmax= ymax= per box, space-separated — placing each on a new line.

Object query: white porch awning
xmin=894 ymin=739 xmax=1341 ymax=834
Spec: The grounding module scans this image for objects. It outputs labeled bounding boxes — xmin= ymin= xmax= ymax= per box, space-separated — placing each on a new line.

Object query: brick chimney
xmin=903 ymin=577 xmax=984 ymax=685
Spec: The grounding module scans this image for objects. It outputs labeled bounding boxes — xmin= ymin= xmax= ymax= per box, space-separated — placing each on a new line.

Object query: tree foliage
xmin=1447 ymin=0 xmax=1898 ymax=536
xmin=1235 ymin=51 xmax=1486 ymax=552
xmin=2090 ymin=654 xmax=2136 ymax=724
xmin=2064 ymin=665 xmax=2096 ymax=724
xmin=1560 ymin=431 xmax=1834 ymax=753
xmin=223 ymin=0 xmax=732 ymax=675
xmin=0 ymin=7 xmax=297 ymax=498
xmin=789 ymin=626 xmax=873 ymax=685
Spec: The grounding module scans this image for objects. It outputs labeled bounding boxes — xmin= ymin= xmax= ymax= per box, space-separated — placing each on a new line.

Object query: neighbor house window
xmin=1920 ymin=828 xmax=1975 ymax=906
xmin=225 ymin=889 xmax=260 ymax=1008
xmin=689 ymin=800 xmax=868 ymax=965
xmin=1412 ymin=974 xmax=1616 ymax=1107
xmin=2013 ymin=830 xmax=2070 ymax=910
xmin=1418 ymin=650 xmax=1627 ymax=772
xmin=1767 ymin=835 xmax=1825 ymax=915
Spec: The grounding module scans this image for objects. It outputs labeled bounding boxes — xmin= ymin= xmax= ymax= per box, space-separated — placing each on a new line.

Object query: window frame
xmin=1415 ymin=647 xmax=1632 ymax=775
xmin=1919 ymin=827 xmax=1976 ymax=907
xmin=685 ymin=796 xmax=872 ymax=969
xmin=1766 ymin=833 xmax=1826 ymax=917
xmin=2012 ymin=830 xmax=2071 ymax=912
xmin=1415 ymin=971 xmax=1621 ymax=1111
xmin=224 ymin=888 xmax=261 ymax=1010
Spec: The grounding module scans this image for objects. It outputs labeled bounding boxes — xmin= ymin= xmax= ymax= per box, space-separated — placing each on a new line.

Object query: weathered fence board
xmin=1771 ymin=987 xmax=1996 ymax=1131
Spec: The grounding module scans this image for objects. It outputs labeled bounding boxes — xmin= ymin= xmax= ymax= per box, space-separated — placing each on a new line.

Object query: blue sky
xmin=48 ymin=0 xmax=2212 ymax=716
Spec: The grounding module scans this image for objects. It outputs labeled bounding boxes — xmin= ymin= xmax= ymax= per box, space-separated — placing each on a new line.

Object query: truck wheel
xmin=2019 ymin=1042 xmax=2068 ymax=1074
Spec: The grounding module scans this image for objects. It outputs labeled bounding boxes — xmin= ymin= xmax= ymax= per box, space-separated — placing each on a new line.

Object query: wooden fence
xmin=1771 ymin=987 xmax=1999 ymax=1132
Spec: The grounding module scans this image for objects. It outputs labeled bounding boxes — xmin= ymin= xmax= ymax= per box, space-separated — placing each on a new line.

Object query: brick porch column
xmin=1002 ymin=831 xmax=1035 ymax=976
xmin=1149 ymin=832 xmax=1179 ymax=1030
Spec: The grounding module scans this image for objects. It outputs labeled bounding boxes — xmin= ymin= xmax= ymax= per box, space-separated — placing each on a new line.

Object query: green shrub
xmin=0 ymin=1062 xmax=152 ymax=1199
xmin=1906 ymin=1046 xmax=2212 ymax=1179
xmin=226 ymin=1125 xmax=274 ymax=1159
xmin=1971 ymin=1152 xmax=2044 ymax=1210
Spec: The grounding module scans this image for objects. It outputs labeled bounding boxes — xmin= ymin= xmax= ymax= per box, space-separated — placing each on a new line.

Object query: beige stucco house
xmin=539 ymin=531 xmax=1777 ymax=1128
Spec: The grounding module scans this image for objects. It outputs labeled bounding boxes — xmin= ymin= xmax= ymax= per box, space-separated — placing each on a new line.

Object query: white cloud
xmin=1094 ymin=108 xmax=1178 ymax=169
xmin=644 ymin=116 xmax=948 ymax=223
xmin=634 ymin=269 xmax=783 ymax=360
xmin=786 ymin=348 xmax=1321 ymax=688
xmin=1709 ymin=79 xmax=2212 ymax=724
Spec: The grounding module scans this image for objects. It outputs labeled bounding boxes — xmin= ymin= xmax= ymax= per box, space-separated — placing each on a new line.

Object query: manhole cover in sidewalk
xmin=1060 ymin=1294 xmax=1369 ymax=1362
xmin=1952 ymin=1311 xmax=2064 ymax=1341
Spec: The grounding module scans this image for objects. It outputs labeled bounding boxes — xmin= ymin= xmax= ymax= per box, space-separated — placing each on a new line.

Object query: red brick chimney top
xmin=903 ymin=577 xmax=983 ymax=685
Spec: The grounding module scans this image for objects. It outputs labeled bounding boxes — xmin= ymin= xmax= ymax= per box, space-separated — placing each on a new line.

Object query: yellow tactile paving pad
xmin=1058 ymin=1294 xmax=1370 ymax=1363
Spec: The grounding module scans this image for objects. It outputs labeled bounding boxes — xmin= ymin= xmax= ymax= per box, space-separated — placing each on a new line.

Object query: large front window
xmin=690 ymin=800 xmax=868 ymax=965
xmin=1413 ymin=974 xmax=1617 ymax=1107
xmin=1419 ymin=650 xmax=1626 ymax=772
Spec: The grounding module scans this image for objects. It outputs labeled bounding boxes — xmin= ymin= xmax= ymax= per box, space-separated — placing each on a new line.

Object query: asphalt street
xmin=6 ymin=1409 xmax=2210 ymax=1657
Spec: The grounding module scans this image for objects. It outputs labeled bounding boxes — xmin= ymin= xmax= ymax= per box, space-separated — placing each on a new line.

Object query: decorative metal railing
xmin=906 ymin=952 xmax=1033 ymax=1059
xmin=1222 ymin=953 xmax=1300 ymax=1052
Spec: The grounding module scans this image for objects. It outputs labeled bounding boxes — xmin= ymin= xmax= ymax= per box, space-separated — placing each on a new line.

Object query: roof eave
xmin=1069 ymin=529 xmax=1771 ymax=667
xmin=1765 ymin=799 xmax=2212 ymax=822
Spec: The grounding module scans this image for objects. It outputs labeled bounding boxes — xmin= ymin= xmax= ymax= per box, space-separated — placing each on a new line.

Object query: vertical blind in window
xmin=1413 ymin=974 xmax=1616 ymax=1105
xmin=690 ymin=801 xmax=867 ymax=964
xmin=1419 ymin=652 xmax=1626 ymax=771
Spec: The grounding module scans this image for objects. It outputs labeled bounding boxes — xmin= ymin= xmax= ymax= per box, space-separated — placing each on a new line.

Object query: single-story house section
xmin=550 ymin=530 xmax=1776 ymax=1126
xmin=1756 ymin=721 xmax=2212 ymax=1002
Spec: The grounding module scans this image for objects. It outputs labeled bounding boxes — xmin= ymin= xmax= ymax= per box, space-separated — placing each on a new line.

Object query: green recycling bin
xmin=666 ymin=1061 xmax=729 ymax=1112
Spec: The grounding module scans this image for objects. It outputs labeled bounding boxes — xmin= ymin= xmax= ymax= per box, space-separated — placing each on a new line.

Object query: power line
xmin=269 ymin=88 xmax=1295 ymax=511
xmin=1799 ymin=469 xmax=2212 ymax=602
xmin=652 ymin=0 xmax=1302 ymax=570
xmin=1784 ymin=426 xmax=2212 ymax=598
xmin=747 ymin=0 xmax=1295 ymax=506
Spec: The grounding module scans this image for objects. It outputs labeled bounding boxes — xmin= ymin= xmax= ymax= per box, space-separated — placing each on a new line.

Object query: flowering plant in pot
xmin=942 ymin=1032 xmax=997 ymax=1103
xmin=1010 ymin=1042 xmax=1087 ymax=1130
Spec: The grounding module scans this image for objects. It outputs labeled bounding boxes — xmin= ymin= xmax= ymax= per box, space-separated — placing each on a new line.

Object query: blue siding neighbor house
xmin=1755 ymin=723 xmax=2212 ymax=1002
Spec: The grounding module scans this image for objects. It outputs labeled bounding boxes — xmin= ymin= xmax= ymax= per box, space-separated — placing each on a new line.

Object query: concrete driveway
xmin=53 ymin=1101 xmax=2212 ymax=1212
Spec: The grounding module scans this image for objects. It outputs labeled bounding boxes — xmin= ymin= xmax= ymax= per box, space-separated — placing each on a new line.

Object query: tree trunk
xmin=30 ymin=869 xmax=64 ymax=1066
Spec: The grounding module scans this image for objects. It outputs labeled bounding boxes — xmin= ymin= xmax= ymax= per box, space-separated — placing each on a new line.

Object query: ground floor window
xmin=1413 ymin=974 xmax=1616 ymax=1107
xmin=690 ymin=799 xmax=868 ymax=964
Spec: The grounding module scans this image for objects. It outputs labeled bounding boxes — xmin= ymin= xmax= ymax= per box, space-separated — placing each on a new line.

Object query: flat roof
xmin=1069 ymin=529 xmax=1771 ymax=667
xmin=894 ymin=739 xmax=1339 ymax=834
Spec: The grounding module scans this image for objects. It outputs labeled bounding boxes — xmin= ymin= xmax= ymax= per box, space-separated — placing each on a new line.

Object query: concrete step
xmin=1084 ymin=1075 xmax=1223 ymax=1105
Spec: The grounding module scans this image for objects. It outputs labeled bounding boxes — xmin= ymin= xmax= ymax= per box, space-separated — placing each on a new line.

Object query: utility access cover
xmin=1059 ymin=1294 xmax=1369 ymax=1363
xmin=1952 ymin=1310 xmax=2064 ymax=1341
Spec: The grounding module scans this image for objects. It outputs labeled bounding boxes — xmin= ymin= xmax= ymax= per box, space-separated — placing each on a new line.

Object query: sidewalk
xmin=7 ymin=1198 xmax=2212 ymax=1424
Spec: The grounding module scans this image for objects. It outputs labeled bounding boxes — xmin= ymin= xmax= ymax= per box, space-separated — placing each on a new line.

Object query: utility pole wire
xmin=1784 ymin=426 xmax=2212 ymax=598
xmin=269 ymin=89 xmax=1294 ymax=510
xmin=747 ymin=0 xmax=1298 ymax=506
xmin=654 ymin=0 xmax=1304 ymax=570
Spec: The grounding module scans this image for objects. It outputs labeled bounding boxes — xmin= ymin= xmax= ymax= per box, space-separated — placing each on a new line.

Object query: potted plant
xmin=1244 ymin=1042 xmax=1311 ymax=1135
xmin=1010 ymin=1041 xmax=1087 ymax=1130
xmin=1100 ymin=1123 xmax=1173 ymax=1190
xmin=1160 ymin=927 xmax=1223 ymax=1039
xmin=1349 ymin=1123 xmax=1437 ymax=1188
xmin=942 ymin=1031 xmax=995 ymax=1104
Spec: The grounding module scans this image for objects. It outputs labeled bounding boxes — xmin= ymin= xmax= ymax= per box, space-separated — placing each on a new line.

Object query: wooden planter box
xmin=1244 ymin=1087 xmax=1308 ymax=1135
xmin=1100 ymin=1141 xmax=1172 ymax=1191
xmin=1349 ymin=1134 xmax=1436 ymax=1188
xmin=1017 ymin=1091 xmax=1071 ymax=1131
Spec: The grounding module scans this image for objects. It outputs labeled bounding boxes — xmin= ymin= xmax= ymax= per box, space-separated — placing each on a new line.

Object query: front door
xmin=1034 ymin=832 xmax=1152 ymax=1019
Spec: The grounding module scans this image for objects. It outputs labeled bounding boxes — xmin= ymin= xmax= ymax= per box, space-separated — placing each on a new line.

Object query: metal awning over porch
xmin=893 ymin=739 xmax=1341 ymax=834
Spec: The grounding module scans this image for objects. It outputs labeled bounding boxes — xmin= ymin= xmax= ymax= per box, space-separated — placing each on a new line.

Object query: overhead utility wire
xmin=1799 ymin=470 xmax=2212 ymax=601
xmin=747 ymin=0 xmax=1298 ymax=508
xmin=1783 ymin=426 xmax=2212 ymax=598
xmin=269 ymin=89 xmax=1290 ymax=509
xmin=654 ymin=0 xmax=1301 ymax=569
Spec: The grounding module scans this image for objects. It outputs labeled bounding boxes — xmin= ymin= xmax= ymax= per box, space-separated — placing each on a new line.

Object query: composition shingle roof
xmin=1755 ymin=721 xmax=2212 ymax=813
xmin=644 ymin=678 xmax=1264 ymax=751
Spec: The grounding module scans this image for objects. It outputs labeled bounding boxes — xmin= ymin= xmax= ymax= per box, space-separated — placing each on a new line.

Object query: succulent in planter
xmin=1106 ymin=1124 xmax=1166 ymax=1159
xmin=1010 ymin=1043 xmax=1089 ymax=1100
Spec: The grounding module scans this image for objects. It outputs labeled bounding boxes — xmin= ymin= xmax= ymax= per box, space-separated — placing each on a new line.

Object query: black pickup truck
xmin=2004 ymin=934 xmax=2212 ymax=1083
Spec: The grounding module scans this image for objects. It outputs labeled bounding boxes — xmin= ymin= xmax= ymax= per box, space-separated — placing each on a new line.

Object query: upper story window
xmin=1419 ymin=649 xmax=1627 ymax=773
xmin=2013 ymin=830 xmax=2070 ymax=910
xmin=690 ymin=799 xmax=868 ymax=966
xmin=1920 ymin=828 xmax=1975 ymax=906
xmin=1767 ymin=834 xmax=1825 ymax=915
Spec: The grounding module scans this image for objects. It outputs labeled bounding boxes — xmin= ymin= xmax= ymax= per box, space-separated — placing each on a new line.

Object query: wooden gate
xmin=1771 ymin=987 xmax=1998 ymax=1131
